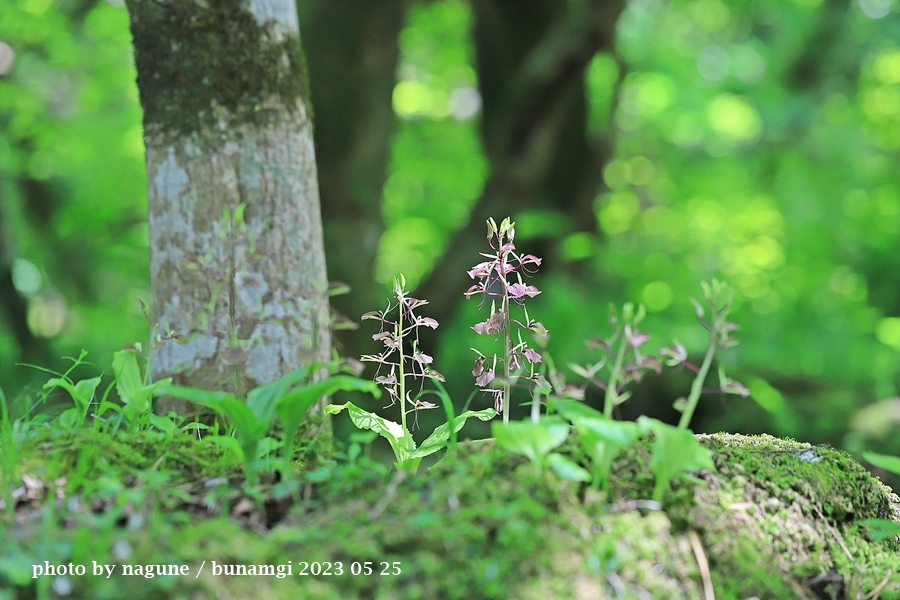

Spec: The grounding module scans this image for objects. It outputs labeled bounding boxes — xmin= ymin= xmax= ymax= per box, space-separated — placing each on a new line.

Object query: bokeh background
xmin=2 ymin=0 xmax=900 ymax=474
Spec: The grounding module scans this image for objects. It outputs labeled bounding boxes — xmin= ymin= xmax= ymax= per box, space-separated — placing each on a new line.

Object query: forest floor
xmin=1 ymin=425 xmax=899 ymax=600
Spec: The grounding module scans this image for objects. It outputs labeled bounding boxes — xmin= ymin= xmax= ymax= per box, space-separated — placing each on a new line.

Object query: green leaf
xmin=148 ymin=414 xmax=177 ymax=436
xmin=547 ymin=452 xmax=591 ymax=482
xmin=549 ymin=397 xmax=606 ymax=422
xmin=326 ymin=402 xmax=414 ymax=468
xmin=112 ymin=350 xmax=143 ymax=401
xmin=163 ymin=385 xmax=266 ymax=476
xmin=114 ymin=351 xmax=170 ymax=426
xmin=278 ymin=376 xmax=380 ymax=459
xmin=202 ymin=435 xmax=245 ymax=463
xmin=58 ymin=409 xmax=79 ymax=431
xmin=409 ymin=408 xmax=497 ymax=459
xmin=638 ymin=416 xmax=714 ymax=502
xmin=573 ymin=416 xmax=641 ymax=489
xmin=857 ymin=518 xmax=900 ymax=542
xmin=44 ymin=376 xmax=101 ymax=416
xmin=492 ymin=419 xmax=570 ymax=473
xmin=863 ymin=452 xmax=900 ymax=477
xmin=257 ymin=436 xmax=283 ymax=459
xmin=157 ymin=384 xmax=235 ymax=406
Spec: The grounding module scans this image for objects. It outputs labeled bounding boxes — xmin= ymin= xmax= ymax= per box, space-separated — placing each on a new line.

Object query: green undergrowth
xmin=1 ymin=430 xmax=898 ymax=600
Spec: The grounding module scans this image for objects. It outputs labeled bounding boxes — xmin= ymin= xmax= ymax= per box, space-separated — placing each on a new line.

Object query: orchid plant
xmin=332 ymin=274 xmax=496 ymax=472
xmin=361 ymin=274 xmax=444 ymax=433
xmin=465 ymin=217 xmax=547 ymax=424
xmin=660 ymin=278 xmax=749 ymax=429
xmin=570 ymin=302 xmax=662 ymax=419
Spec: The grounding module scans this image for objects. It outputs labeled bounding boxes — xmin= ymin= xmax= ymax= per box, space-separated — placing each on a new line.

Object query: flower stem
xmin=678 ymin=330 xmax=718 ymax=430
xmin=604 ymin=336 xmax=629 ymax=418
xmin=502 ymin=293 xmax=511 ymax=424
xmin=398 ymin=300 xmax=408 ymax=434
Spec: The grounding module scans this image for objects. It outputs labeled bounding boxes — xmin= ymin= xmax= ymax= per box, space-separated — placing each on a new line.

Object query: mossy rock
xmin=2 ymin=431 xmax=898 ymax=599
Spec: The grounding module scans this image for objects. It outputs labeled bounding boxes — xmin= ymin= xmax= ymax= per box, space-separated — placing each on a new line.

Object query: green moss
xmin=124 ymin=0 xmax=311 ymax=144
xmin=3 ymin=432 xmax=899 ymax=599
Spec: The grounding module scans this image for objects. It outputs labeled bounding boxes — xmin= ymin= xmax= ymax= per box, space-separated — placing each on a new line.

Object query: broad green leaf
xmin=73 ymin=377 xmax=103 ymax=411
xmin=409 ymin=408 xmax=497 ymax=459
xmin=246 ymin=362 xmax=323 ymax=426
xmin=202 ymin=435 xmax=245 ymax=463
xmin=113 ymin=351 xmax=171 ymax=426
xmin=44 ymin=376 xmax=101 ymax=415
xmin=638 ymin=417 xmax=714 ymax=502
xmin=326 ymin=402 xmax=413 ymax=467
xmin=278 ymin=376 xmax=380 ymax=458
xmin=549 ymin=398 xmax=606 ymax=422
xmin=96 ymin=401 xmax=122 ymax=417
xmin=257 ymin=436 xmax=283 ymax=459
xmin=164 ymin=387 xmax=266 ymax=469
xmin=492 ymin=419 xmax=570 ymax=472
xmin=857 ymin=518 xmax=900 ymax=542
xmin=863 ymin=452 xmax=900 ymax=477
xmin=148 ymin=414 xmax=177 ymax=435
xmin=214 ymin=397 xmax=267 ymax=445
xmin=573 ymin=416 xmax=641 ymax=489
xmin=112 ymin=350 xmax=144 ymax=403
xmin=58 ymin=408 xmax=79 ymax=431
xmin=157 ymin=384 xmax=236 ymax=405
xmin=547 ymin=452 xmax=591 ymax=482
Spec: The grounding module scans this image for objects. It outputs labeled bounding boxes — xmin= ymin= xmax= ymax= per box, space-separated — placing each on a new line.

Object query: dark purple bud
xmin=476 ymin=369 xmax=495 ymax=387
xmin=406 ymin=297 xmax=428 ymax=309
xmin=467 ymin=262 xmax=492 ymax=280
xmin=523 ymin=347 xmax=542 ymax=363
xmin=425 ymin=368 xmax=446 ymax=382
xmin=472 ymin=357 xmax=485 ymax=377
xmin=641 ymin=355 xmax=662 ymax=374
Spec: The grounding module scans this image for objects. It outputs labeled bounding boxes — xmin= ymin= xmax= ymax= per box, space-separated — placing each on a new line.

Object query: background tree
xmin=123 ymin=0 xmax=330 ymax=407
xmin=299 ymin=0 xmax=405 ymax=359
xmin=2 ymin=0 xmax=900 ymax=481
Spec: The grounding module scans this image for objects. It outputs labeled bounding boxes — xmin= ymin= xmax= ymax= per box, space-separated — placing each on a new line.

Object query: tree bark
xmin=125 ymin=0 xmax=330 ymax=409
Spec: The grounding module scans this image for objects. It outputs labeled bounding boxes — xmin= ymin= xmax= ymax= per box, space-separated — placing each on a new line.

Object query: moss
xmin=124 ymin=0 xmax=312 ymax=145
xmin=4 ymin=433 xmax=899 ymax=599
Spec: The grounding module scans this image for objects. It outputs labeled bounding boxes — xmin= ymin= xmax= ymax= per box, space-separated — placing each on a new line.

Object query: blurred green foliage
xmin=2 ymin=0 xmax=900 ymax=468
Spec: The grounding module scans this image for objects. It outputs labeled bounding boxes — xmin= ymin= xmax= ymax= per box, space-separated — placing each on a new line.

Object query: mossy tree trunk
xmin=124 ymin=0 xmax=330 ymax=411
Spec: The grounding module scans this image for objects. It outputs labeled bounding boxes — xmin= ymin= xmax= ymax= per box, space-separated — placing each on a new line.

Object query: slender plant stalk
xmin=604 ymin=338 xmax=629 ymax=418
xmin=397 ymin=301 xmax=407 ymax=434
xmin=678 ymin=332 xmax=718 ymax=429
xmin=502 ymin=293 xmax=511 ymax=424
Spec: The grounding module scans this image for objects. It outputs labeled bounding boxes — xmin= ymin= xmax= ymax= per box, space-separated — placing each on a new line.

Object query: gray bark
xmin=125 ymin=0 xmax=330 ymax=407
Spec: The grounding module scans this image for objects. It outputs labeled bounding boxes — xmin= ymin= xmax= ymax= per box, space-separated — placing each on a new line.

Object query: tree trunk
xmin=124 ymin=0 xmax=330 ymax=410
